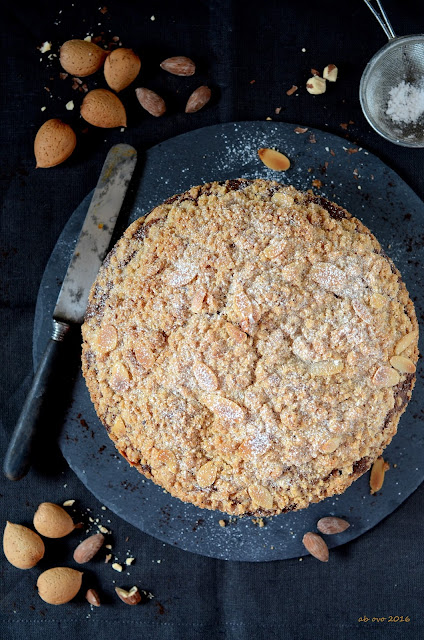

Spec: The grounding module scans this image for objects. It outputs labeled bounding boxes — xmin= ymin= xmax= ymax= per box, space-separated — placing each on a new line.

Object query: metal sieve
xmin=360 ymin=0 xmax=424 ymax=147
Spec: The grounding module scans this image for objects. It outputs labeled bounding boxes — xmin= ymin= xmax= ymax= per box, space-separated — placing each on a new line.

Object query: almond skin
xmin=104 ymin=48 xmax=141 ymax=92
xmin=160 ymin=56 xmax=195 ymax=76
xmin=60 ymin=39 xmax=107 ymax=77
xmin=302 ymin=532 xmax=329 ymax=562
xmin=135 ymin=88 xmax=166 ymax=116
xmin=33 ymin=502 xmax=75 ymax=538
xmin=81 ymin=89 xmax=127 ymax=128
xmin=317 ymin=517 xmax=350 ymax=535
xmin=37 ymin=567 xmax=83 ymax=605
xmin=3 ymin=522 xmax=45 ymax=569
xmin=34 ymin=119 xmax=76 ymax=168
xmin=73 ymin=533 xmax=104 ymax=564
xmin=185 ymin=86 xmax=211 ymax=113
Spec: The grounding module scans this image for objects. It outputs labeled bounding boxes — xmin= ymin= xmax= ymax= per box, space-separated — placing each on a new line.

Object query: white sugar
xmin=386 ymin=80 xmax=424 ymax=124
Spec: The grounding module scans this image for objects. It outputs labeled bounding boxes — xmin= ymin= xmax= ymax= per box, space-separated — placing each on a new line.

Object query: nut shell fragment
xmin=323 ymin=64 xmax=338 ymax=82
xmin=115 ymin=586 xmax=142 ymax=605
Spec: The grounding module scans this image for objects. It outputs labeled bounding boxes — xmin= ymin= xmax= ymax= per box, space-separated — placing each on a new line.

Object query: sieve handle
xmin=363 ymin=0 xmax=396 ymax=40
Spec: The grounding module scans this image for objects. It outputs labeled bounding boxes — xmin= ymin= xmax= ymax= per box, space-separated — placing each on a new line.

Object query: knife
xmin=3 ymin=143 xmax=137 ymax=481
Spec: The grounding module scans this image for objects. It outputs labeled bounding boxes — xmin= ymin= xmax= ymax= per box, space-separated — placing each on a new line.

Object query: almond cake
xmin=81 ymin=179 xmax=419 ymax=516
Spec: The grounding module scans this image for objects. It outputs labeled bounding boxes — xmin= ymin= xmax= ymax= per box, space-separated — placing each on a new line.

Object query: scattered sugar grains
xmin=386 ymin=80 xmax=424 ymax=124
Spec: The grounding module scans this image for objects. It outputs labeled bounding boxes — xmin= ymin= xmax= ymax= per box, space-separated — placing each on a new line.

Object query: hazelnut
xmin=306 ymin=76 xmax=326 ymax=95
xmin=323 ymin=64 xmax=338 ymax=82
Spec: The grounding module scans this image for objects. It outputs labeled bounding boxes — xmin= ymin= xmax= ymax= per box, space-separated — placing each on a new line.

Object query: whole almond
xmin=302 ymin=532 xmax=329 ymax=562
xmin=33 ymin=502 xmax=75 ymax=538
xmin=60 ymin=39 xmax=108 ymax=77
xmin=34 ymin=119 xmax=76 ymax=168
xmin=81 ymin=89 xmax=127 ymax=128
xmin=160 ymin=56 xmax=195 ymax=76
xmin=185 ymin=86 xmax=211 ymax=113
xmin=3 ymin=522 xmax=45 ymax=569
xmin=37 ymin=567 xmax=83 ymax=605
xmin=115 ymin=586 xmax=142 ymax=605
xmin=86 ymin=588 xmax=101 ymax=607
xmin=73 ymin=533 xmax=104 ymax=564
xmin=317 ymin=517 xmax=350 ymax=535
xmin=136 ymin=88 xmax=166 ymax=117
xmin=104 ymin=48 xmax=141 ymax=92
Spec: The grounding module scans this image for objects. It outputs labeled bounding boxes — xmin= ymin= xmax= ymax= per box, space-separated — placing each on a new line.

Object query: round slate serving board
xmin=34 ymin=121 xmax=424 ymax=562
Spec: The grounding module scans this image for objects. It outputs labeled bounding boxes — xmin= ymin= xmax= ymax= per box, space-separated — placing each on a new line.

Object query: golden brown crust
xmin=82 ymin=179 xmax=418 ymax=516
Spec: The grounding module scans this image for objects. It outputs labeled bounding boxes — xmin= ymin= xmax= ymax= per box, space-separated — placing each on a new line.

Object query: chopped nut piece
xmin=218 ymin=519 xmax=226 ymax=527
xmin=115 ymin=586 xmax=141 ymax=605
xmin=65 ymin=100 xmax=74 ymax=111
xmin=286 ymin=85 xmax=298 ymax=96
xmin=112 ymin=415 xmax=126 ymax=437
xmin=248 ymin=485 xmax=273 ymax=510
xmin=98 ymin=525 xmax=109 ymax=534
xmin=112 ymin=562 xmax=123 ymax=572
xmin=258 ymin=148 xmax=290 ymax=171
xmin=310 ymin=68 xmax=320 ymax=76
xmin=370 ymin=457 xmax=390 ymax=494
xmin=105 ymin=553 xmax=112 ymax=563
xmin=62 ymin=500 xmax=75 ymax=507
xmin=125 ymin=557 xmax=135 ymax=565
xmin=294 ymin=126 xmax=308 ymax=134
xmin=196 ymin=461 xmax=217 ymax=488
xmin=40 ymin=41 xmax=52 ymax=53
xmin=323 ymin=64 xmax=338 ymax=82
xmin=306 ymin=76 xmax=326 ymax=95
xmin=319 ymin=437 xmax=342 ymax=454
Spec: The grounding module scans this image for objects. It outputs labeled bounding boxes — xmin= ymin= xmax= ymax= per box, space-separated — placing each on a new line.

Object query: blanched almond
xmin=372 ymin=366 xmax=400 ymax=387
xmin=395 ymin=331 xmax=418 ymax=355
xmin=206 ymin=394 xmax=245 ymax=423
xmin=319 ymin=436 xmax=342 ymax=454
xmin=310 ymin=360 xmax=344 ymax=377
xmin=258 ymin=148 xmax=290 ymax=171
xmin=134 ymin=343 xmax=155 ymax=370
xmin=390 ymin=355 xmax=416 ymax=374
xmin=110 ymin=363 xmax=130 ymax=392
xmin=158 ymin=449 xmax=178 ymax=473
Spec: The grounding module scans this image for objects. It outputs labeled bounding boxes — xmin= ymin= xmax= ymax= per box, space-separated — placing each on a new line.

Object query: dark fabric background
xmin=1 ymin=1 xmax=423 ymax=638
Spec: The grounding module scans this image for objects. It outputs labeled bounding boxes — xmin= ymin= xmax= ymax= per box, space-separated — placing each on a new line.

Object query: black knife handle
xmin=3 ymin=320 xmax=71 ymax=481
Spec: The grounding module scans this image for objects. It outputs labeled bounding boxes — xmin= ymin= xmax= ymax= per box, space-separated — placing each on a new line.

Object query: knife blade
xmin=3 ymin=143 xmax=137 ymax=481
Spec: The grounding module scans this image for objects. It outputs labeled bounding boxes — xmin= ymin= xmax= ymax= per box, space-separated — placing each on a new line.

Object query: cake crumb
xmin=218 ymin=519 xmax=226 ymax=528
